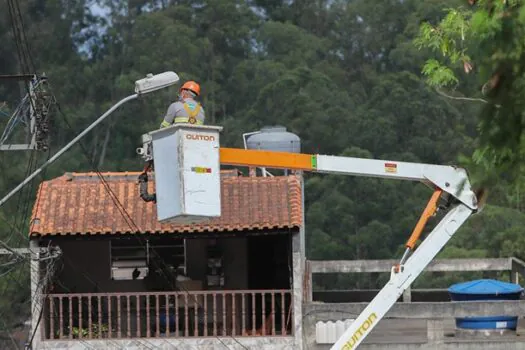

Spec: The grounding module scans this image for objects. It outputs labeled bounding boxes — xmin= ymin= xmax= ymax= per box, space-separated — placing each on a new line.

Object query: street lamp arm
xmin=0 ymin=93 xmax=139 ymax=209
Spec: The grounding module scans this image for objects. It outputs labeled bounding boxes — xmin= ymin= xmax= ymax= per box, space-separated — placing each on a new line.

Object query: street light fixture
xmin=135 ymin=71 xmax=179 ymax=95
xmin=0 ymin=71 xmax=180 ymax=208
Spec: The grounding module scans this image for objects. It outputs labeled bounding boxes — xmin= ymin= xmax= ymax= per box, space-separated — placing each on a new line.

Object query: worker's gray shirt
xmin=160 ymin=98 xmax=205 ymax=127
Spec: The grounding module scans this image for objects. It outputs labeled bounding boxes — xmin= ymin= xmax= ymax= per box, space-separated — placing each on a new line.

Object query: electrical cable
xmin=0 ymin=253 xmax=54 ymax=350
xmin=7 ymin=0 xmax=35 ymax=75
xmin=19 ymin=127 xmax=132 ymax=350
xmin=7 ymin=0 xmax=28 ymax=75
xmin=24 ymin=252 xmax=97 ymax=350
xmin=0 ymin=146 xmax=40 ymax=320
xmin=0 ymin=103 xmax=118 ymax=349
xmin=0 ymin=135 xmax=63 ymax=348
xmin=1 ymin=6 xmax=59 ymax=344
xmin=0 ymin=308 xmax=22 ymax=349
xmin=50 ymin=106 xmax=195 ymax=350
xmin=6 ymin=0 xmax=37 ymax=134
xmin=11 ymin=0 xmax=36 ymax=73
xmin=52 ymin=102 xmax=250 ymax=350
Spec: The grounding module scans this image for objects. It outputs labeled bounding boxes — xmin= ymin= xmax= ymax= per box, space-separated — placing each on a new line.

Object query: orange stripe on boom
xmin=220 ymin=148 xmax=315 ymax=171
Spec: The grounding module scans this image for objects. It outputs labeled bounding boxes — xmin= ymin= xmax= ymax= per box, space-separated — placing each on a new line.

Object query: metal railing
xmin=42 ymin=290 xmax=293 ymax=340
xmin=305 ymin=257 xmax=525 ymax=302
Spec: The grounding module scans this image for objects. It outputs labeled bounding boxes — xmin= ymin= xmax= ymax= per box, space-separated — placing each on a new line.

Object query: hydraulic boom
xmin=219 ymin=147 xmax=479 ymax=349
xmin=138 ymin=124 xmax=480 ymax=349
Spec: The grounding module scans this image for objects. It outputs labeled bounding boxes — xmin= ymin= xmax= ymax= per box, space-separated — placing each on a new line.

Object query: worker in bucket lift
xmin=140 ymin=81 xmax=204 ymax=201
xmin=159 ymin=80 xmax=205 ymax=128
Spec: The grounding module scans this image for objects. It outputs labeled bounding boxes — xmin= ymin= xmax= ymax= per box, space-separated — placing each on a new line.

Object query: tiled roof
xmin=29 ymin=170 xmax=302 ymax=236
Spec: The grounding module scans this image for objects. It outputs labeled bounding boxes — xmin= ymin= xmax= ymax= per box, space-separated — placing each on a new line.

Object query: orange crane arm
xmin=219 ymin=148 xmax=316 ymax=171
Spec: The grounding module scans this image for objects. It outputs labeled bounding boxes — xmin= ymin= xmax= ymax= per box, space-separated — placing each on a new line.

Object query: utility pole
xmin=0 ymin=74 xmax=52 ymax=151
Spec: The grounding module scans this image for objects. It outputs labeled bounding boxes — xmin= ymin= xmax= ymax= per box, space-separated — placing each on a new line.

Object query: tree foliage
xmin=414 ymin=0 xmax=525 ymax=178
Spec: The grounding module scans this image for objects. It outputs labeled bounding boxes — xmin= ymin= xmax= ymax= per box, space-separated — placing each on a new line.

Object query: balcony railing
xmin=42 ymin=290 xmax=293 ymax=340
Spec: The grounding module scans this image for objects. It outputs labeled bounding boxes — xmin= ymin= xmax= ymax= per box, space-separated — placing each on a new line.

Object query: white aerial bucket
xmin=147 ymin=124 xmax=223 ymax=224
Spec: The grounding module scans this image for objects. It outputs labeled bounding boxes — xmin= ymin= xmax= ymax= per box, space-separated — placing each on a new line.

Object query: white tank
xmin=246 ymin=126 xmax=301 ymax=153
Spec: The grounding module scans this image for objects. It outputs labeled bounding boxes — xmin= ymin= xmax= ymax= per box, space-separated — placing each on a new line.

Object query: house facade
xmin=28 ymin=170 xmax=306 ymax=349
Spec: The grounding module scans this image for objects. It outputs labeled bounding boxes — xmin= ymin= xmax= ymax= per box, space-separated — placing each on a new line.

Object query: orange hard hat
xmin=179 ymin=80 xmax=201 ymax=96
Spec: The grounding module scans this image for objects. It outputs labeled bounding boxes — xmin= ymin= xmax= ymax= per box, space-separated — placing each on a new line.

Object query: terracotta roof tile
xmin=29 ymin=171 xmax=303 ymax=236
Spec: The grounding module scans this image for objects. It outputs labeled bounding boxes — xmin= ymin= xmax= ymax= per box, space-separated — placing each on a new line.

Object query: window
xmin=110 ymin=238 xmax=186 ymax=281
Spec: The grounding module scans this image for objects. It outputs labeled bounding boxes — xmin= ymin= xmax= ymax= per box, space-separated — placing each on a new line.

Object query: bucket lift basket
xmin=138 ymin=124 xmax=223 ymax=224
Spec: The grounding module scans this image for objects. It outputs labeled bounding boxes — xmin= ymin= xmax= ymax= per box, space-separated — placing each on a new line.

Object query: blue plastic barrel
xmin=448 ymin=279 xmax=523 ymax=330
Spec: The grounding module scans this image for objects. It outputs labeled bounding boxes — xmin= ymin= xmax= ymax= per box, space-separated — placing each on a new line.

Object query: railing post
xmin=68 ymin=297 xmax=73 ymax=340
xmin=146 ymin=295 xmax=150 ymax=338
xmin=127 ymin=295 xmax=132 ymax=338
xmin=511 ymin=257 xmax=524 ymax=284
xmin=232 ymin=293 xmax=236 ymax=336
xmin=403 ymin=286 xmax=412 ymax=303
xmin=59 ymin=296 xmax=64 ymax=339
xmin=97 ymin=295 xmax=102 ymax=339
xmin=305 ymin=260 xmax=313 ymax=302
xmin=136 ymin=295 xmax=141 ymax=338
xmin=42 ymin=289 xmax=295 ymax=342
xmin=241 ymin=293 xmax=246 ymax=336
xmin=165 ymin=294 xmax=170 ymax=337
xmin=184 ymin=294 xmax=189 ymax=337
xmin=196 ymin=294 xmax=200 ymax=337
xmin=88 ymin=296 xmax=92 ymax=339
xmin=262 ymin=292 xmax=266 ymax=336
xmin=222 ymin=293 xmax=227 ymax=336
xmin=252 ymin=292 xmax=256 ymax=334
xmin=175 ymin=292 xmax=179 ymax=336
xmin=108 ymin=295 xmax=112 ymax=339
xmin=271 ymin=292 xmax=276 ymax=336
xmin=155 ymin=295 xmax=160 ymax=337
xmin=281 ymin=292 xmax=285 ymax=335
xmin=204 ymin=293 xmax=208 ymax=337
xmin=78 ymin=296 xmax=83 ymax=340
xmin=117 ymin=295 xmax=121 ymax=338
xmin=49 ymin=296 xmax=55 ymax=340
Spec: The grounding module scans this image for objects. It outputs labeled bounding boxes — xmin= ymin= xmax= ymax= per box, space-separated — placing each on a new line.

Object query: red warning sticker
xmin=384 ymin=163 xmax=397 ymax=173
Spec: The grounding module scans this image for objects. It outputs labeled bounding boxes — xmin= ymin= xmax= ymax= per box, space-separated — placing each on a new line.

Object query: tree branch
xmin=435 ymin=88 xmax=490 ymax=104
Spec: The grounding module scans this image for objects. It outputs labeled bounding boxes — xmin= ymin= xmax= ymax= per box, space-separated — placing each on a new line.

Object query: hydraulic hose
xmin=138 ymin=172 xmax=156 ymax=202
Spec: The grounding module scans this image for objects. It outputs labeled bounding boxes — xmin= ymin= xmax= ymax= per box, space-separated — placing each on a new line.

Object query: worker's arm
xmin=160 ymin=102 xmax=183 ymax=128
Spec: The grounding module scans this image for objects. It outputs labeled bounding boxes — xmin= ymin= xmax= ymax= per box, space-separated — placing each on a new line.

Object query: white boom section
xmin=330 ymin=203 xmax=473 ymax=350
xmin=316 ymin=155 xmax=477 ymax=210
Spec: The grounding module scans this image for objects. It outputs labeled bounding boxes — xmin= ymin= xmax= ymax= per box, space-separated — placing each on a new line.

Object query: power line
xmin=0 ymin=147 xmax=41 ymax=343
xmin=12 ymin=0 xmax=36 ymax=72
xmin=1 ymin=3 xmax=62 ymax=347
xmin=7 ymin=0 xmax=35 ymax=75
xmin=53 ymin=103 xmax=249 ymax=350
xmin=50 ymin=106 xmax=194 ymax=350
xmin=15 ymin=116 xmax=136 ymax=350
